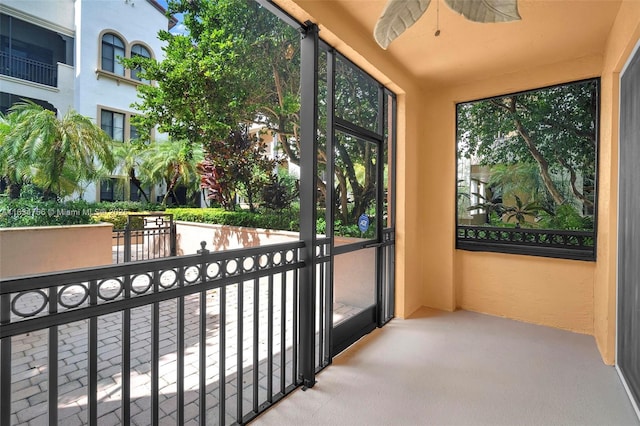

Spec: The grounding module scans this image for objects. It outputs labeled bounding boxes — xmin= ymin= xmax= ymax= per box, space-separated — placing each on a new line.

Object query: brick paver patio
xmin=7 ymin=264 xmax=359 ymax=425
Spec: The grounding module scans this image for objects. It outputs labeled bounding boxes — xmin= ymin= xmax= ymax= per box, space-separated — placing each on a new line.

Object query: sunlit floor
xmin=253 ymin=308 xmax=640 ymax=426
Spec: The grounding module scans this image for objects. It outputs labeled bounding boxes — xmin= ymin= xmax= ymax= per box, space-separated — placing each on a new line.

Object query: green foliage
xmin=457 ymin=79 xmax=598 ymax=218
xmin=0 ymin=198 xmax=94 ymax=227
xmin=316 ymin=216 xmax=376 ymax=238
xmin=91 ymin=211 xmax=129 ymax=229
xmin=167 ymin=207 xmax=299 ymax=231
xmin=0 ymin=197 xmax=163 ymax=228
xmin=538 ymin=204 xmax=593 ymax=230
xmin=0 ymin=102 xmax=114 ymax=200
xmin=142 ymin=138 xmax=204 ymax=205
xmin=123 ymin=0 xmax=299 ymax=145
xmin=501 ymin=195 xmax=551 ymax=226
xmin=91 ymin=211 xmax=146 ymax=230
xmin=199 ymin=127 xmax=276 ymax=212
xmin=261 ymin=169 xmax=299 ymax=211
xmin=111 ymin=141 xmax=151 ymax=202
xmin=93 ymin=200 xmax=164 ymax=212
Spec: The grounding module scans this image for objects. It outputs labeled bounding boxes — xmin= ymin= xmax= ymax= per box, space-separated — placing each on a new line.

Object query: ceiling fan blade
xmin=444 ymin=0 xmax=521 ymax=23
xmin=374 ymin=0 xmax=431 ymax=49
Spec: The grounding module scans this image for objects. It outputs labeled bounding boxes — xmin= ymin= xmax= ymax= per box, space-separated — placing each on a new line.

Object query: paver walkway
xmin=8 ymin=274 xmax=359 ymax=425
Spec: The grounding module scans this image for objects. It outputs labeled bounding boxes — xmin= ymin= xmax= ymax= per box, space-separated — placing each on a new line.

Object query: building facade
xmin=0 ymin=0 xmax=174 ymax=202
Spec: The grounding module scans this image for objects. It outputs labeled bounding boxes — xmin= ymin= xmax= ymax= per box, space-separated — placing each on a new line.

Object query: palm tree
xmin=142 ymin=138 xmax=203 ymax=205
xmin=0 ymin=111 xmax=31 ymax=198
xmin=1 ymin=102 xmax=114 ymax=200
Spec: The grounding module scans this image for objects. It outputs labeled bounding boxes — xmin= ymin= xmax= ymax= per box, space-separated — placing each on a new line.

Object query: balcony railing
xmin=0 ymin=240 xmax=314 ymax=425
xmin=0 ymin=51 xmax=58 ymax=87
xmin=457 ymin=225 xmax=595 ymax=261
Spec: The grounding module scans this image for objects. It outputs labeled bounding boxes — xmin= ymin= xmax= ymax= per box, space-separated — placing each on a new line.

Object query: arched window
xmin=130 ymin=44 xmax=151 ymax=82
xmin=101 ymin=33 xmax=125 ymax=75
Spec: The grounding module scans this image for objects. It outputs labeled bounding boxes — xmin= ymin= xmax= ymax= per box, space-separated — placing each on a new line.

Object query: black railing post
xmin=298 ymin=20 xmax=319 ymax=389
xmin=124 ymin=216 xmax=132 ymax=263
xmin=197 ymin=241 xmax=208 ymax=424
xmin=170 ymin=219 xmax=177 ymax=257
xmin=0 ymin=293 xmax=11 ymax=426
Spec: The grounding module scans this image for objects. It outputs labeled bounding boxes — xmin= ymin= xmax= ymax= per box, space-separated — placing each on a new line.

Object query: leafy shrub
xmin=261 ymin=170 xmax=299 ymax=210
xmin=94 ymin=201 xmax=164 ymax=212
xmin=168 ymin=207 xmax=300 ymax=231
xmin=538 ymin=204 xmax=593 ymax=230
xmin=0 ymin=198 xmax=161 ymax=228
xmin=91 ymin=212 xmax=146 ymax=230
xmin=0 ymin=199 xmax=95 ymax=227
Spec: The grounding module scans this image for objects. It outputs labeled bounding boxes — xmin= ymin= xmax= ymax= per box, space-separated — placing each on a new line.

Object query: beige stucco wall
xmin=419 ymin=55 xmax=603 ymax=336
xmin=457 ymin=252 xmax=595 ymax=334
xmin=175 ymin=222 xmax=300 ymax=255
xmin=0 ymin=223 xmax=113 ymax=279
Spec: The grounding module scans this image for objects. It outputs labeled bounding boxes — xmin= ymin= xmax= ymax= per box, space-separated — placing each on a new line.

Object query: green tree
xmin=457 ymin=80 xmax=597 ymax=211
xmin=126 ymin=0 xmax=383 ymax=222
xmin=143 ymin=138 xmax=203 ymax=205
xmin=0 ymin=102 xmax=114 ymax=200
xmin=124 ymin=0 xmax=297 ymax=207
xmin=198 ymin=127 xmax=277 ymax=212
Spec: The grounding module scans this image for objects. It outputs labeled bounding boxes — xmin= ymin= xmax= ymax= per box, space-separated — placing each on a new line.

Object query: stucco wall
xmin=415 ymin=56 xmax=603 ymax=336
xmin=0 ymin=223 xmax=113 ymax=279
xmin=457 ymin=252 xmax=595 ymax=334
xmin=175 ymin=222 xmax=300 ymax=255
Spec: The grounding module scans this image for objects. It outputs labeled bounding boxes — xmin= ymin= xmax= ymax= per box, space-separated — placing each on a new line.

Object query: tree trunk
xmin=335 ymin=170 xmax=349 ymax=224
xmin=162 ymin=173 xmax=180 ymax=205
xmin=128 ymin=168 xmax=150 ymax=202
xmin=557 ymin=157 xmax=594 ymax=208
xmin=514 ymin=119 xmax=566 ymax=206
xmin=8 ymin=183 xmax=21 ymax=199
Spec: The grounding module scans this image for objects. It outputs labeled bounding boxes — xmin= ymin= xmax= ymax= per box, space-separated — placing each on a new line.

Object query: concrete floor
xmin=253 ymin=308 xmax=640 ymax=426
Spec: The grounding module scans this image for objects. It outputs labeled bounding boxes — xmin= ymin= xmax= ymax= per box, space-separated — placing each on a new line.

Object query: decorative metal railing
xmin=0 ymin=240 xmax=306 ymax=425
xmin=0 ymin=51 xmax=58 ymax=87
xmin=457 ymin=225 xmax=595 ymax=261
xmin=112 ymin=213 xmax=177 ymax=264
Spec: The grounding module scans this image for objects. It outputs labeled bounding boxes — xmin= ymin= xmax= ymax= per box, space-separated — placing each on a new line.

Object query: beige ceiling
xmin=285 ymin=0 xmax=622 ymax=88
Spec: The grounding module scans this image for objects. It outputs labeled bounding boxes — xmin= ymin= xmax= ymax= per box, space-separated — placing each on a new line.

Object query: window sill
xmin=95 ymin=69 xmax=147 ymax=87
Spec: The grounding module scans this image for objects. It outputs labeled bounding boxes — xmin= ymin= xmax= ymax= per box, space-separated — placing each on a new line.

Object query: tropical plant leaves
xmin=444 ymin=0 xmax=520 ymax=23
xmin=374 ymin=0 xmax=431 ymax=49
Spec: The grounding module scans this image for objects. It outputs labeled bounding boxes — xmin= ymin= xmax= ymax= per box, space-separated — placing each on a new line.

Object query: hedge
xmin=167 ymin=208 xmax=300 ymax=232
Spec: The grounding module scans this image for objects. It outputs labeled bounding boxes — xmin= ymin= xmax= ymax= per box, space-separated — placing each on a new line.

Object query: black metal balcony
xmin=0 ymin=51 xmax=58 ymax=87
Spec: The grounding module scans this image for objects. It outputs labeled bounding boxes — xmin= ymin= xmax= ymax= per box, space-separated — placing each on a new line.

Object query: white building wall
xmin=74 ymin=0 xmax=169 ymax=202
xmin=74 ymin=0 xmax=168 ymax=119
xmin=3 ymin=0 xmax=170 ymax=203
